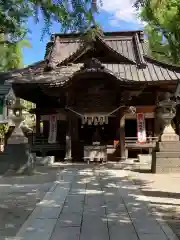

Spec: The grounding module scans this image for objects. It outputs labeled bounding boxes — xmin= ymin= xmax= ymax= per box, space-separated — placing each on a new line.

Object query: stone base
xmin=4 ymin=144 xmax=34 ymax=174
xmin=151 ymin=151 xmax=180 ymax=173
xmin=161 ymin=131 xmax=179 ymax=142
xmin=157 ymin=142 xmax=180 ymax=152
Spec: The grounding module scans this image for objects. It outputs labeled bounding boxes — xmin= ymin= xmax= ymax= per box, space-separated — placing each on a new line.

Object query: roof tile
xmin=2 ymin=30 xmax=180 ymax=84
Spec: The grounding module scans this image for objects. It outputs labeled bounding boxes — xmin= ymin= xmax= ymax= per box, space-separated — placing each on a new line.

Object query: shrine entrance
xmin=74 ymin=114 xmax=119 ymax=162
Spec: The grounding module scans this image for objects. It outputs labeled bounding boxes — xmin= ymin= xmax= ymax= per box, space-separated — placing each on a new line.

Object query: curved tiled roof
xmin=6 ymin=60 xmax=180 ymax=85
xmin=2 ymin=30 xmax=180 ymax=84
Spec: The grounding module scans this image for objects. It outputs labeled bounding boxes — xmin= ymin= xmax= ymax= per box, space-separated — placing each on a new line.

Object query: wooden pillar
xmin=176 ymin=102 xmax=180 ymax=136
xmin=120 ymin=111 xmax=126 ymax=161
xmin=36 ymin=113 xmax=40 ymax=137
xmin=65 ymin=117 xmax=71 ymax=161
xmin=70 ymin=114 xmax=82 ymax=162
xmin=154 ymin=92 xmax=161 ymax=138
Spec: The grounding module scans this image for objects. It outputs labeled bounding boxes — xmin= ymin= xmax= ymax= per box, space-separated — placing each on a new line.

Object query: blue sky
xmin=23 ymin=0 xmax=143 ymax=66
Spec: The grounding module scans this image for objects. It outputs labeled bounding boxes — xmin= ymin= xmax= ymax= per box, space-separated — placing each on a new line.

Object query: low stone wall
xmin=152 ymin=152 xmax=180 ymax=173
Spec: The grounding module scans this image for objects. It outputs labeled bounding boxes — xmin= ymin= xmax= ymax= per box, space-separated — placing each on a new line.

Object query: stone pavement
xmin=129 ymin=171 xmax=180 ymax=239
xmin=12 ymin=164 xmax=178 ymax=240
xmin=0 ymin=166 xmax=60 ymax=240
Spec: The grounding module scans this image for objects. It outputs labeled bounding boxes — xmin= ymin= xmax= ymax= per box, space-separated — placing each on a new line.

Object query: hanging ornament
xmin=105 ymin=116 xmax=108 ymax=124
xmin=40 ymin=121 xmax=44 ymax=134
xmin=81 ymin=116 xmax=86 ymax=125
xmin=99 ymin=116 xmax=104 ymax=125
xmin=94 ymin=117 xmax=98 ymax=125
xmin=87 ymin=117 xmax=92 ymax=125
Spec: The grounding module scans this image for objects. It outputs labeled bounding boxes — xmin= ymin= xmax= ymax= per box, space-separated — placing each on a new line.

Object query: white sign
xmin=48 ymin=115 xmax=57 ymax=144
xmin=137 ymin=113 xmax=146 ymax=143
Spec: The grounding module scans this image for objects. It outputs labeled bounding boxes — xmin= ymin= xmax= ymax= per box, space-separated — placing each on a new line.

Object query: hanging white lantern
xmin=40 ymin=121 xmax=43 ymax=134
xmin=87 ymin=117 xmax=92 ymax=125
xmin=105 ymin=116 xmax=108 ymax=124
xmin=94 ymin=117 xmax=98 ymax=125
xmin=81 ymin=116 xmax=86 ymax=125
xmin=99 ymin=116 xmax=104 ymax=125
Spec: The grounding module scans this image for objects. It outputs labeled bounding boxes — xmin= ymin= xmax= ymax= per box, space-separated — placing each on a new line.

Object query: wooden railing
xmin=29 ymin=135 xmax=65 ymax=152
xmin=125 ymin=137 xmax=158 ymax=144
xmin=125 ymin=137 xmax=158 ymax=149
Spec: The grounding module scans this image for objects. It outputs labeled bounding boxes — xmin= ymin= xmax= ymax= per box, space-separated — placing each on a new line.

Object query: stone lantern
xmin=5 ymin=98 xmax=34 ymax=174
xmin=156 ymin=92 xmax=179 ymax=142
xmin=152 ymin=92 xmax=180 ymax=173
xmin=7 ymin=98 xmax=28 ymax=144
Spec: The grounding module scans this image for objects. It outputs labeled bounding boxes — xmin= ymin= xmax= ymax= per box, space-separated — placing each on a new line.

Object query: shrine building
xmin=2 ymin=30 xmax=180 ymax=162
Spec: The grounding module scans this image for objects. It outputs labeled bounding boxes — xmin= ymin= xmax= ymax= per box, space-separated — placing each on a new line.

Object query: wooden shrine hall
xmin=3 ymin=30 xmax=180 ymax=162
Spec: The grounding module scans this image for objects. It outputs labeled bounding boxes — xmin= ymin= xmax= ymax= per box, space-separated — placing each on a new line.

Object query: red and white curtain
xmin=137 ymin=113 xmax=146 ymax=143
xmin=48 ymin=115 xmax=57 ymax=144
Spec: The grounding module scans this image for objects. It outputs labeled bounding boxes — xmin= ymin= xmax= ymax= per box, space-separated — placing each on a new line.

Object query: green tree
xmin=0 ymin=37 xmax=31 ymax=71
xmin=0 ymin=0 xmax=100 ymax=72
xmin=0 ymin=0 xmax=99 ymax=44
xmin=135 ymin=0 xmax=180 ymax=64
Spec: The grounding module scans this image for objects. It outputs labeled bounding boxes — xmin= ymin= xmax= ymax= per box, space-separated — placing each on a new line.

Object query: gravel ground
xmin=0 ymin=165 xmax=61 ymax=239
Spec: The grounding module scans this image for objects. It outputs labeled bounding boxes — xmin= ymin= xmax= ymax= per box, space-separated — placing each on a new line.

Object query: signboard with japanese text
xmin=137 ymin=113 xmax=146 ymax=143
xmin=48 ymin=115 xmax=57 ymax=144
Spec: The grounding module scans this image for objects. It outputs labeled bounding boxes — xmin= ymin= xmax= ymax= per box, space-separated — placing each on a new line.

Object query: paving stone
xmin=57 ymin=212 xmax=82 ymax=227
xmin=106 ymin=203 xmax=128 ymax=215
xmin=62 ymin=203 xmax=84 ymax=214
xmin=109 ymin=225 xmax=139 ymax=240
xmin=51 ymin=226 xmax=80 ymax=240
xmin=64 ymin=200 xmax=84 ymax=211
xmin=65 ymin=194 xmax=85 ymax=203
xmin=80 ymin=216 xmax=109 ymax=240
xmin=133 ymin=218 xmax=163 ymax=234
xmin=16 ymin=218 xmax=57 ymax=240
xmin=107 ymin=213 xmax=134 ymax=228
xmin=83 ymin=206 xmax=106 ymax=216
xmin=33 ymin=205 xmax=63 ymax=219
xmin=138 ymin=233 xmax=169 ymax=240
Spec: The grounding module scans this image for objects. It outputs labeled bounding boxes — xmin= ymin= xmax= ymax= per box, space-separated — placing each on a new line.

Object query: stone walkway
xmin=13 ymin=164 xmax=178 ymax=240
xmin=129 ymin=171 xmax=180 ymax=239
xmin=0 ymin=166 xmax=60 ymax=240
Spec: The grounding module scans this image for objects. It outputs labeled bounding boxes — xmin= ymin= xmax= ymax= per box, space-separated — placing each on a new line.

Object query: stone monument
xmin=5 ymin=98 xmax=35 ymax=174
xmin=151 ymin=92 xmax=180 ymax=173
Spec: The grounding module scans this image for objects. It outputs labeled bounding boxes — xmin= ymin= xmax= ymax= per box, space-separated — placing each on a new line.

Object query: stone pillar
xmin=120 ymin=111 xmax=126 ymax=161
xmin=5 ymin=98 xmax=35 ymax=174
xmin=152 ymin=92 xmax=180 ymax=173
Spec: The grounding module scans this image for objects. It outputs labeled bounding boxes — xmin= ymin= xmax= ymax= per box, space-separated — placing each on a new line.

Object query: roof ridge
xmin=53 ymin=30 xmax=144 ymax=39
xmin=133 ymin=33 xmax=146 ymax=68
xmin=144 ymin=55 xmax=180 ymax=71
